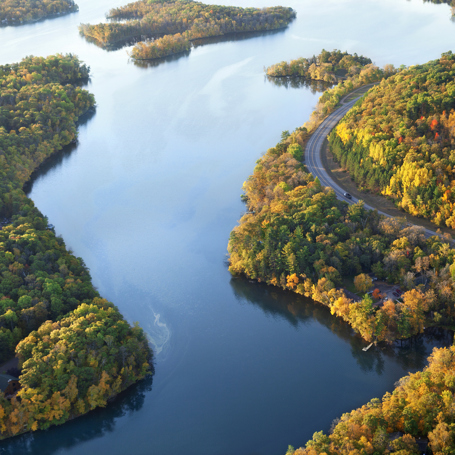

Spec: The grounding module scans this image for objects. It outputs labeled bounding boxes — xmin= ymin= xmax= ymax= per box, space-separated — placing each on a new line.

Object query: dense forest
xmin=79 ymin=0 xmax=296 ymax=60
xmin=228 ymin=124 xmax=455 ymax=343
xmin=265 ymin=49 xmax=372 ymax=83
xmin=0 ymin=54 xmax=152 ymax=439
xmin=287 ymin=344 xmax=455 ymax=455
xmin=329 ymin=52 xmax=455 ymax=228
xmin=228 ymin=52 xmax=455 ymax=343
xmin=229 ymin=50 xmax=455 ymax=454
xmin=302 ymin=62 xmax=397 ymax=132
xmin=0 ymin=0 xmax=78 ymax=26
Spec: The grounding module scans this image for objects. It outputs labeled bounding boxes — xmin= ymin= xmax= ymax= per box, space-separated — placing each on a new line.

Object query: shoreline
xmin=83 ymin=25 xmax=291 ymax=51
xmin=22 ymin=105 xmax=96 ymax=195
xmin=0 ymin=57 xmax=153 ymax=441
xmin=229 ymin=69 xmax=455 ymax=345
xmin=0 ymin=8 xmax=78 ymax=28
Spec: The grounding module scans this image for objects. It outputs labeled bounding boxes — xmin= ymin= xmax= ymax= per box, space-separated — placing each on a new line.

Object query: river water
xmin=1 ymin=0 xmax=454 ymax=454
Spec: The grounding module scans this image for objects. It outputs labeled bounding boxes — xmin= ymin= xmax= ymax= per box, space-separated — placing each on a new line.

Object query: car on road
xmin=343 ymin=192 xmax=352 ymax=199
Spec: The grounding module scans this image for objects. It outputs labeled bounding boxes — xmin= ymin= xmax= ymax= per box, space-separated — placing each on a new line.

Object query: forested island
xmin=329 ymin=52 xmax=455 ymax=228
xmin=265 ymin=49 xmax=372 ymax=83
xmin=0 ymin=0 xmax=78 ymax=26
xmin=0 ymin=54 xmax=152 ymax=439
xmin=79 ymin=0 xmax=296 ymax=60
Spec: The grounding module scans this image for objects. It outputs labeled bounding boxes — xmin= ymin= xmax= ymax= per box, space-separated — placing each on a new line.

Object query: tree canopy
xmin=0 ymin=0 xmax=78 ymax=26
xmin=287 ymin=345 xmax=455 ymax=455
xmin=0 ymin=54 xmax=152 ymax=440
xmin=330 ymin=52 xmax=455 ymax=228
xmin=229 ymin=51 xmax=455 ymax=343
xmin=79 ymin=0 xmax=296 ymax=60
xmin=265 ymin=49 xmax=372 ymax=83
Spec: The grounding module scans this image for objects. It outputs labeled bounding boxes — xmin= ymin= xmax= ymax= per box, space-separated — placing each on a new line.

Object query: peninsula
xmin=228 ymin=50 xmax=455 ymax=455
xmin=228 ymin=52 xmax=455 ymax=344
xmin=0 ymin=54 xmax=152 ymax=439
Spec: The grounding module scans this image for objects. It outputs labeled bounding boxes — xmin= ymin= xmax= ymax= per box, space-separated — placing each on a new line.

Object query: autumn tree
xmin=354 ymin=273 xmax=373 ymax=294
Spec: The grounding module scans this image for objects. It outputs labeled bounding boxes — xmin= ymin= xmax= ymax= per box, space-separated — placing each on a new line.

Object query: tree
xmin=288 ymin=143 xmax=303 ymax=161
xmin=429 ymin=423 xmax=455 ymax=454
xmin=1 ymin=310 xmax=18 ymax=331
xmin=390 ymin=434 xmax=420 ymax=455
xmin=354 ymin=273 xmax=373 ymax=294
xmin=372 ymin=288 xmax=382 ymax=300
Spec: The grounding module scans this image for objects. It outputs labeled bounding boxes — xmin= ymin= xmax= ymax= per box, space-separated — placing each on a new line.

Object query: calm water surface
xmin=1 ymin=0 xmax=454 ymax=453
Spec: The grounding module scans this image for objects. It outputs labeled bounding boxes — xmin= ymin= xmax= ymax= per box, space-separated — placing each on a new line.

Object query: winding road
xmin=304 ymin=97 xmax=439 ymax=238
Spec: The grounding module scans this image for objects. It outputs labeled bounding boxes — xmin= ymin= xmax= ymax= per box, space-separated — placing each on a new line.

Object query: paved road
xmin=304 ymin=98 xmax=439 ymax=238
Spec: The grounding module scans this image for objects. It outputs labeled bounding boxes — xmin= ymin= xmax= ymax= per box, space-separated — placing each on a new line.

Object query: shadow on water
xmin=422 ymin=0 xmax=455 ymax=18
xmin=83 ymin=26 xmax=288 ymax=61
xmin=230 ymin=276 xmax=453 ymax=376
xmin=191 ymin=27 xmax=286 ymax=48
xmin=265 ymin=75 xmax=335 ymax=93
xmin=0 ymin=374 xmax=154 ymax=455
xmin=23 ymin=108 xmax=96 ymax=196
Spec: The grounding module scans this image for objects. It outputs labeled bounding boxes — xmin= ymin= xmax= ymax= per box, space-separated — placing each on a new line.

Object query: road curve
xmin=304 ymin=99 xmax=439 ymax=238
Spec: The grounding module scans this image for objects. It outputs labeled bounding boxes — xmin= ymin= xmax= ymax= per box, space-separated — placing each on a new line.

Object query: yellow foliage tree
xmin=354 ymin=273 xmax=373 ymax=294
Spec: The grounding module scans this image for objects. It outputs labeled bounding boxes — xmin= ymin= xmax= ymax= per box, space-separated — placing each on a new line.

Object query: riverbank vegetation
xmin=275 ymin=54 xmax=455 ymax=455
xmin=0 ymin=54 xmax=152 ymax=439
xmin=0 ymin=0 xmax=78 ymax=26
xmin=228 ymin=52 xmax=455 ymax=344
xmin=297 ymin=60 xmax=397 ymax=132
xmin=79 ymin=0 xmax=296 ymax=60
xmin=287 ymin=344 xmax=455 ymax=455
xmin=228 ymin=126 xmax=455 ymax=343
xmin=329 ymin=52 xmax=455 ymax=228
xmin=265 ymin=50 xmax=372 ymax=83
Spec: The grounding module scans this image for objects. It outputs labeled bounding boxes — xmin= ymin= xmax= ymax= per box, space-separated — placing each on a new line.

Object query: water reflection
xmin=132 ymin=50 xmax=191 ymax=69
xmin=423 ymin=0 xmax=455 ymax=17
xmin=131 ymin=29 xmax=286 ymax=68
xmin=0 ymin=375 xmax=154 ymax=455
xmin=191 ymin=28 xmax=286 ymax=48
xmin=265 ymin=75 xmax=334 ymax=93
xmin=23 ymin=108 xmax=96 ymax=195
xmin=230 ymin=276 xmax=453 ymax=375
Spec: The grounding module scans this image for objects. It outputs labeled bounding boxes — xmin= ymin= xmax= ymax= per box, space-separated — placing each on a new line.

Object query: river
xmin=0 ymin=0 xmax=454 ymax=454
